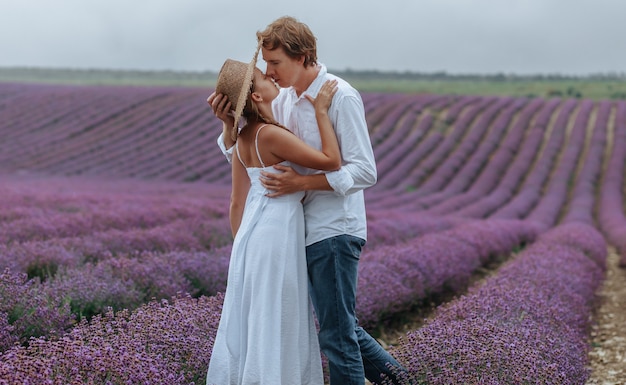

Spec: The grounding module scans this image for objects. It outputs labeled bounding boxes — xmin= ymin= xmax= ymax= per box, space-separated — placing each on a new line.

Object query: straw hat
xmin=215 ymin=40 xmax=263 ymax=142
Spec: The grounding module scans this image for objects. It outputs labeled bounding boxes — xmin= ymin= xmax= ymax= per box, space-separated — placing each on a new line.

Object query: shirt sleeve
xmin=325 ymin=91 xmax=377 ymax=196
xmin=217 ymin=132 xmax=234 ymax=164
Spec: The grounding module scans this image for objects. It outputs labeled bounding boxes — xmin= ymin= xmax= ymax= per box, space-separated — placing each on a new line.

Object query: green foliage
xmin=1 ymin=66 xmax=625 ymax=100
xmin=0 ymin=67 xmax=216 ymax=88
xmin=25 ymin=259 xmax=58 ymax=282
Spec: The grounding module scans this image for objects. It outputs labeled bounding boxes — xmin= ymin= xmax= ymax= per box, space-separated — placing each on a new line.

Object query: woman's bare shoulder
xmin=258 ymin=123 xmax=293 ymax=139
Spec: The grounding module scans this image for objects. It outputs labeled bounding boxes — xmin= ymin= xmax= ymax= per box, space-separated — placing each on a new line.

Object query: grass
xmin=344 ymin=78 xmax=626 ymax=100
xmin=1 ymin=66 xmax=626 ymax=100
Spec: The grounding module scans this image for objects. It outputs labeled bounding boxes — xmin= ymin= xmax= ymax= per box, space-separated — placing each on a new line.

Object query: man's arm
xmin=261 ymin=165 xmax=332 ymax=197
xmin=323 ymin=91 xmax=377 ymax=195
xmin=220 ymin=122 xmax=236 ymax=150
xmin=216 ymin=126 xmax=235 ymax=164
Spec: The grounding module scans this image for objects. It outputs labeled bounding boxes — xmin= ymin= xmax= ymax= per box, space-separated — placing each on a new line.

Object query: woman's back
xmin=235 ymin=123 xmax=288 ymax=169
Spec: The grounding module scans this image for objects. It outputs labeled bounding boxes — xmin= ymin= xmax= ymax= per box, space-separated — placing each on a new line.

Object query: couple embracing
xmin=206 ymin=16 xmax=405 ymax=385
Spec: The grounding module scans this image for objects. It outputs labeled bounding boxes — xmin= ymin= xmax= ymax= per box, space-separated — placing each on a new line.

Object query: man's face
xmin=261 ymin=46 xmax=303 ymax=89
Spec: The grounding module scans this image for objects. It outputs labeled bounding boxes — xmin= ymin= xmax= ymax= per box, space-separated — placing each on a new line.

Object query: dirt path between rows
xmin=586 ymin=248 xmax=626 ymax=385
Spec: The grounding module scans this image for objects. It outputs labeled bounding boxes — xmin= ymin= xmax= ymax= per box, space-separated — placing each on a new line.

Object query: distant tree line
xmin=1 ymin=66 xmax=625 ymax=86
xmin=336 ymin=68 xmax=626 ymax=82
xmin=0 ymin=67 xmax=216 ymax=87
xmin=2 ymin=66 xmax=626 ymax=99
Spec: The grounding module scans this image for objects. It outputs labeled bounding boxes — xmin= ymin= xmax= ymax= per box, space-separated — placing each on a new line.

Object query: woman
xmin=206 ymin=50 xmax=340 ymax=384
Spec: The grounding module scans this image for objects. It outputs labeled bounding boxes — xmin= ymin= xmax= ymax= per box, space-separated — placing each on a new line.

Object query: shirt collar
xmin=287 ymin=63 xmax=328 ymax=101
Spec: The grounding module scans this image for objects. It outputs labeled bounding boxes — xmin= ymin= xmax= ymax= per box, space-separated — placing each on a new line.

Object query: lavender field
xmin=1 ymin=82 xmax=625 ymax=384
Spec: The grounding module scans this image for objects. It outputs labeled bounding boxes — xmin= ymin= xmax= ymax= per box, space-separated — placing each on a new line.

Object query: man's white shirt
xmin=217 ymin=63 xmax=377 ymax=246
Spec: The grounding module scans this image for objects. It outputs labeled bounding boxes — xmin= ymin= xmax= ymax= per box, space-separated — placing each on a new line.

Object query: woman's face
xmin=252 ymin=68 xmax=279 ymax=102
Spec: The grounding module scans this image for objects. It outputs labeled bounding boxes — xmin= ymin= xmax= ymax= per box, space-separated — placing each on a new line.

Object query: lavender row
xmin=490 ymin=99 xmax=578 ymax=219
xmin=561 ymin=100 xmax=611 ymax=225
xmin=1 ymin=241 xmax=228 ymax=341
xmin=525 ymin=100 xmax=595 ymax=227
xmin=0 ymin=293 xmax=223 ymax=384
xmin=448 ymin=98 xmax=562 ymax=218
xmin=0 ymin=221 xmax=534 ymax=384
xmin=400 ymin=97 xmax=537 ymax=215
xmin=365 ymin=210 xmax=456 ymax=249
xmin=486 ymin=100 xmax=609 ymax=231
xmin=0 ymin=210 xmax=454 ymax=352
xmin=367 ymin=94 xmax=458 ymax=195
xmin=384 ymin=222 xmax=607 ymax=384
xmin=0 ymin=211 xmax=453 ymax=350
xmin=356 ymin=218 xmax=539 ymax=329
xmin=0 ymin=174 xmax=466 ymax=348
xmin=1 ymin=85 xmax=144 ymax=143
xmin=372 ymin=99 xmax=612 ymax=381
xmin=368 ymin=95 xmax=499 ymax=207
xmin=41 ymin=96 xmax=218 ymax=181
xmin=373 ymin=95 xmax=457 ymax=188
xmin=0 ymin=243 xmax=231 ymax=352
xmin=1 ymin=86 xmax=181 ymax=171
xmin=1 ymin=83 xmax=457 ymax=183
xmin=0 ymin=184 xmax=229 ymax=245
xmin=597 ymin=101 xmax=626 ymax=266
xmin=394 ymin=99 xmax=527 ymax=210
xmin=372 ymin=95 xmax=430 ymax=161
xmin=441 ymin=98 xmax=589 ymax=226
xmin=399 ymin=97 xmax=497 ymax=191
xmin=0 ymin=83 xmax=223 ymax=181
xmin=371 ymin=96 xmax=528 ymax=210
xmin=367 ymin=94 xmax=421 ymax=139
xmin=409 ymin=97 xmax=515 ymax=197
xmin=0 ymin=217 xmax=537 ymax=384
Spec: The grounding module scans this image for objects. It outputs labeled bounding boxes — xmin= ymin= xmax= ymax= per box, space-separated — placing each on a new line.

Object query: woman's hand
xmin=305 ymin=79 xmax=338 ymax=115
xmin=208 ymin=92 xmax=237 ymax=148
xmin=207 ymin=92 xmax=235 ymax=126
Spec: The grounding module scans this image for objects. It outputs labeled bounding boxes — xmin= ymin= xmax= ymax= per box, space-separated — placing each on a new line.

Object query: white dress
xmin=206 ymin=125 xmax=323 ymax=385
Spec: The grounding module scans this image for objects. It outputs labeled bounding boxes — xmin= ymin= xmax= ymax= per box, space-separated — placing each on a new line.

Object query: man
xmin=208 ymin=16 xmax=405 ymax=385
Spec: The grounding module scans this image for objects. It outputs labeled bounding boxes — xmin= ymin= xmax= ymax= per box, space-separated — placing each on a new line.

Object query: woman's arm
xmin=266 ymin=80 xmax=341 ymax=171
xmin=230 ymin=155 xmax=250 ymax=237
xmin=207 ymin=92 xmax=236 ymax=150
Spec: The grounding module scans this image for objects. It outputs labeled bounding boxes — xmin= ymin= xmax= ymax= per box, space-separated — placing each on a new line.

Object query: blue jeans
xmin=306 ymin=235 xmax=405 ymax=385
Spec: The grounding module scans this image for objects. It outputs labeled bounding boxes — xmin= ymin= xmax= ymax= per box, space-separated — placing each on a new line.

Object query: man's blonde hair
xmin=256 ymin=16 xmax=318 ymax=68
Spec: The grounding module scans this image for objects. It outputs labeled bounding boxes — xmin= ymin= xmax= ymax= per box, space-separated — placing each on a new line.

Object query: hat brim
xmin=222 ymin=40 xmax=263 ymax=142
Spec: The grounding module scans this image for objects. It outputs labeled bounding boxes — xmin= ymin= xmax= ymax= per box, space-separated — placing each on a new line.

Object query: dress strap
xmin=254 ymin=124 xmax=269 ymax=168
xmin=235 ymin=142 xmax=247 ymax=168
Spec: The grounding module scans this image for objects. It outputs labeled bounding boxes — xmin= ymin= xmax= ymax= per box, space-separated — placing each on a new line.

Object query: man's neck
xmin=293 ymin=64 xmax=321 ymax=97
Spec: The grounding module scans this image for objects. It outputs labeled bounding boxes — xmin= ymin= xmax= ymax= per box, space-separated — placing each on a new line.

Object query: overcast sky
xmin=1 ymin=0 xmax=624 ymax=75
